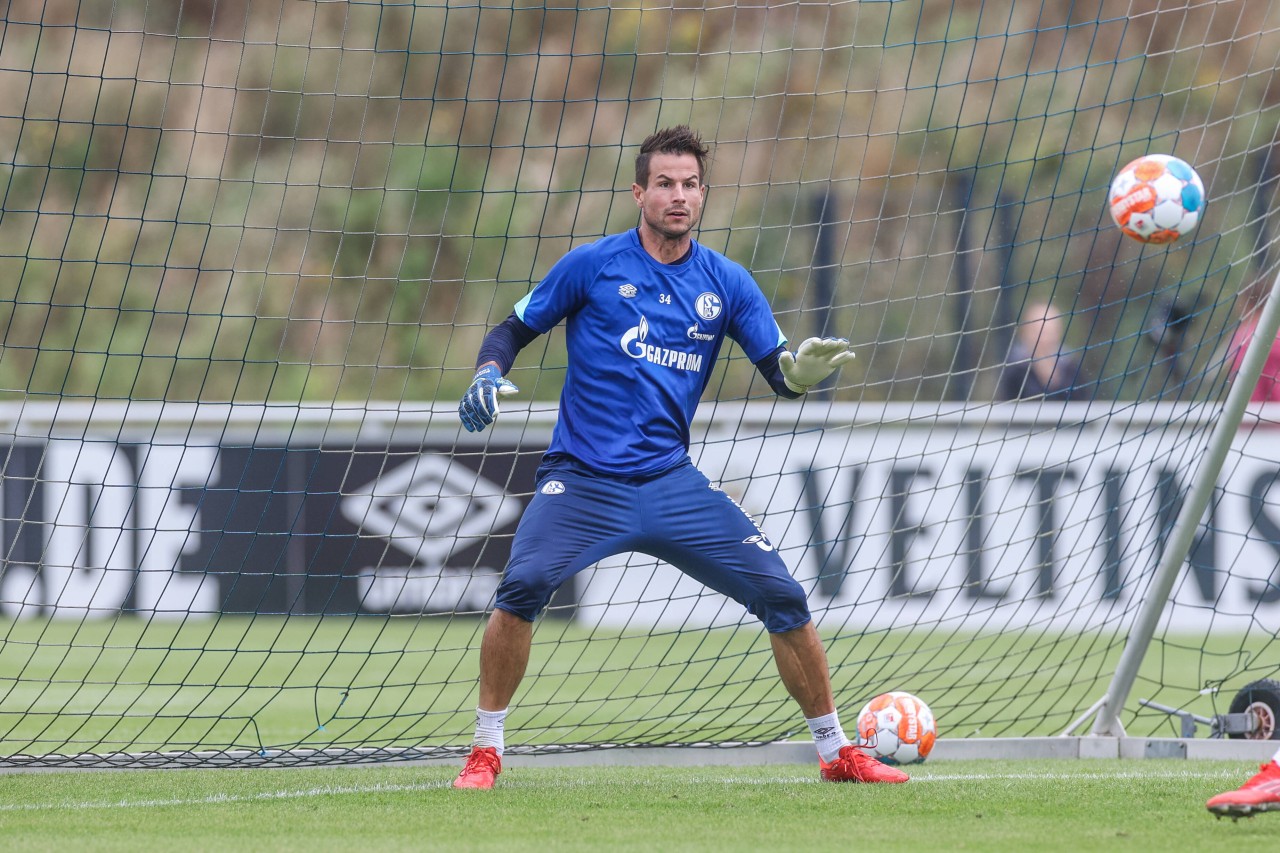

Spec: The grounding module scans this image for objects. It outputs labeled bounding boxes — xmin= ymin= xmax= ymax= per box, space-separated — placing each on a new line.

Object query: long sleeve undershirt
xmin=475 ymin=313 xmax=540 ymax=375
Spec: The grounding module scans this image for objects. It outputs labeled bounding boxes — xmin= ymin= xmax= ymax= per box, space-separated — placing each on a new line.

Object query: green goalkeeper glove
xmin=778 ymin=337 xmax=856 ymax=394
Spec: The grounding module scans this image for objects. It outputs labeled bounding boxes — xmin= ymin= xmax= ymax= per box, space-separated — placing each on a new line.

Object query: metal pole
xmin=1090 ymin=266 xmax=1280 ymax=736
xmin=995 ymin=194 xmax=1018 ymax=365
xmin=950 ymin=171 xmax=978 ymax=402
xmin=809 ymin=189 xmax=840 ymax=399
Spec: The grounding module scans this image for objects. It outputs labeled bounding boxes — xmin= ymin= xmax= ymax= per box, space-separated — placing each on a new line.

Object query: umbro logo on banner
xmin=341 ymin=454 xmax=521 ymax=568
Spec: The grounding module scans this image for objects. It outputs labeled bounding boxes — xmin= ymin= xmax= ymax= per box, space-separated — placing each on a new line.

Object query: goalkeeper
xmin=453 ymin=126 xmax=905 ymax=789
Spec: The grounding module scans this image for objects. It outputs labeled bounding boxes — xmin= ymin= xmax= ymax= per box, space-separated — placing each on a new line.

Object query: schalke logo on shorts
xmin=540 ymin=480 xmax=566 ymax=495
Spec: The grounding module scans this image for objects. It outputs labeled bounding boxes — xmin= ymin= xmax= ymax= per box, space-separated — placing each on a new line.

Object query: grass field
xmin=0 ymin=616 xmax=1273 ymax=759
xmin=2 ymin=619 xmax=1276 ymax=849
xmin=0 ymin=759 xmax=1273 ymax=851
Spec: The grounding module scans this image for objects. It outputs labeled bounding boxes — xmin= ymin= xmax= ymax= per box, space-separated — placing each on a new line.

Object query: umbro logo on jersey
xmin=742 ymin=534 xmax=774 ymax=552
xmin=540 ymin=480 xmax=566 ymax=495
xmin=619 ymin=284 xmax=637 ymax=298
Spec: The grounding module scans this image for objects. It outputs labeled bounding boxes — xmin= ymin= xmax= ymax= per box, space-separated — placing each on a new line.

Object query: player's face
xmin=633 ymin=153 xmax=707 ymax=241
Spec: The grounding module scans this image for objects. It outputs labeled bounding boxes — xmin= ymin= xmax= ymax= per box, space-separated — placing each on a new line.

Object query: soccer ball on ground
xmin=856 ymin=691 xmax=937 ymax=765
xmin=1108 ymin=154 xmax=1206 ymax=244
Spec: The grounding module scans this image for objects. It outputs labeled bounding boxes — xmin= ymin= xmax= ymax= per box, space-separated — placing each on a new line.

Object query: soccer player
xmin=1206 ymin=748 xmax=1280 ymax=818
xmin=452 ymin=125 xmax=907 ymax=790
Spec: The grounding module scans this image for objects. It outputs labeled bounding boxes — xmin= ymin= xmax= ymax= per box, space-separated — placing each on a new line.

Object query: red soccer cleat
xmin=453 ymin=746 xmax=502 ymax=789
xmin=820 ymin=744 xmax=910 ymax=784
xmin=1206 ymin=760 xmax=1280 ymax=819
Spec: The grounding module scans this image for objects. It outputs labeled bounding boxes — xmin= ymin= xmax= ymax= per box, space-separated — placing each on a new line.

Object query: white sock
xmin=473 ymin=707 xmax=507 ymax=755
xmin=806 ymin=710 xmax=851 ymax=763
xmin=1272 ymin=745 xmax=1280 ymax=765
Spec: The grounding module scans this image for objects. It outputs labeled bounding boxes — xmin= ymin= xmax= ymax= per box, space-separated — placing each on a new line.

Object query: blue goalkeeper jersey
xmin=515 ymin=229 xmax=787 ymax=476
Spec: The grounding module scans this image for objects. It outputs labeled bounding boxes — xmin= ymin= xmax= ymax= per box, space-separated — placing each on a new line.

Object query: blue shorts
xmin=494 ymin=457 xmax=811 ymax=633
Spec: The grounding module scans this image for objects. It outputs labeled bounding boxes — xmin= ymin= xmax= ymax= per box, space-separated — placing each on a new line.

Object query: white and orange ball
xmin=855 ymin=691 xmax=937 ymax=765
xmin=1108 ymin=154 xmax=1205 ymax=244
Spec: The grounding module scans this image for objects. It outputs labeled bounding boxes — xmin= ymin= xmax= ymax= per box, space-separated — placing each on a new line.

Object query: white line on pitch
xmin=0 ymin=767 xmax=1244 ymax=812
xmin=911 ymin=770 xmax=1242 ymax=782
xmin=0 ymin=780 xmax=453 ymax=813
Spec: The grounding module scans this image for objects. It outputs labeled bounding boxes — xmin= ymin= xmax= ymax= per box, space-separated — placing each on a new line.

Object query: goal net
xmin=2 ymin=0 xmax=1279 ymax=766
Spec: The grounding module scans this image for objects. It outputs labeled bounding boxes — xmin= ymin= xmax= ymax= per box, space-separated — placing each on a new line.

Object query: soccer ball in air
xmin=1108 ymin=154 xmax=1206 ymax=244
xmin=855 ymin=691 xmax=937 ymax=765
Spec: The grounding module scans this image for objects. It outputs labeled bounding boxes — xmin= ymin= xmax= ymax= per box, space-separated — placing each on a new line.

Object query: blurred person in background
xmin=998 ymin=300 xmax=1091 ymax=402
xmin=1226 ymin=282 xmax=1280 ymax=402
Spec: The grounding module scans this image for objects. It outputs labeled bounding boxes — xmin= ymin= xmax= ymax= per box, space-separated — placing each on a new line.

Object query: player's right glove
xmin=778 ymin=337 xmax=856 ymax=393
xmin=459 ymin=364 xmax=519 ymax=433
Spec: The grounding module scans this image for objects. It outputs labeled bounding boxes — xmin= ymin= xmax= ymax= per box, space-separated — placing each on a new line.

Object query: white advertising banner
xmin=1 ymin=402 xmax=1277 ymax=632
xmin=578 ymin=407 xmax=1280 ymax=633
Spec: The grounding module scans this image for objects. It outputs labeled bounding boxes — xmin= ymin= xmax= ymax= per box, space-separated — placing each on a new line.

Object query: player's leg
xmin=637 ymin=462 xmax=907 ymax=783
xmin=478 ymin=608 xmax=533 ymax=712
xmin=1206 ymin=745 xmax=1280 ymax=818
xmin=455 ymin=608 xmax=534 ymax=789
xmin=768 ymin=620 xmax=834 ymax=717
xmin=769 ymin=622 xmax=906 ymax=783
xmin=456 ymin=462 xmax=636 ymax=789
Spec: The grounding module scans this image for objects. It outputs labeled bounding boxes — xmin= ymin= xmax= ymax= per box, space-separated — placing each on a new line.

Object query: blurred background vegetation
xmin=1 ymin=0 xmax=1279 ymax=404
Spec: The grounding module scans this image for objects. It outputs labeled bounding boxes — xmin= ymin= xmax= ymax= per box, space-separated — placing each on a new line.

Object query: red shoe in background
xmin=1206 ymin=761 xmax=1280 ymax=818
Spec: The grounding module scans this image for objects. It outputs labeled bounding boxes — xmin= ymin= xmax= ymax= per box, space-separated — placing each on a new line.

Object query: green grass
xmin=1 ymin=616 xmax=1274 ymax=759
xmin=0 ymin=760 xmax=1273 ymax=851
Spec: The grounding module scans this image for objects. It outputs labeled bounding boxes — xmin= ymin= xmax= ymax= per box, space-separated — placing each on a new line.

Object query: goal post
xmin=2 ymin=1 xmax=1280 ymax=767
xmin=1089 ymin=264 xmax=1280 ymax=737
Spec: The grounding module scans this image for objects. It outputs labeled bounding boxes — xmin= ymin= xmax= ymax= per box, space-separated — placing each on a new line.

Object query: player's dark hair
xmin=635 ymin=125 xmax=710 ymax=188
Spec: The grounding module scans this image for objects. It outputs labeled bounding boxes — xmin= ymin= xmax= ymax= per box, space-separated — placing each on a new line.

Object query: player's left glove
xmin=459 ymin=364 xmax=519 ymax=433
xmin=778 ymin=337 xmax=855 ymax=393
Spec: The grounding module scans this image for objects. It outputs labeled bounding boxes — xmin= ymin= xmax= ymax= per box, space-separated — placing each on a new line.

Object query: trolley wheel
xmin=1227 ymin=679 xmax=1280 ymax=740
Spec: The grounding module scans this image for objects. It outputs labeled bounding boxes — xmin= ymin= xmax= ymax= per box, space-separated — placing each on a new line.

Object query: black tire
xmin=1227 ymin=679 xmax=1280 ymax=740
